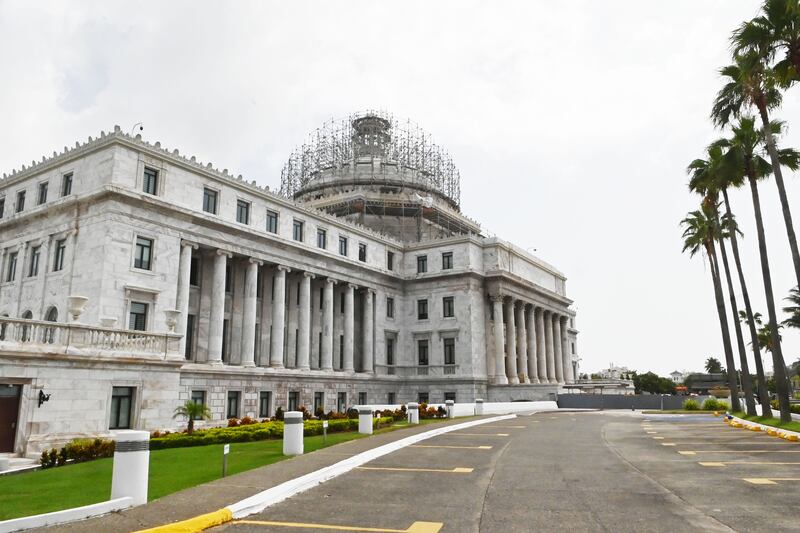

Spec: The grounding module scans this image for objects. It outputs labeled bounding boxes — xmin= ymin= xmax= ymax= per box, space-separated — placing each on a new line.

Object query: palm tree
xmin=783 ymin=286 xmax=800 ymax=328
xmin=715 ymin=117 xmax=794 ymax=422
xmin=712 ymin=52 xmax=800 ymax=293
xmin=173 ymin=400 xmax=212 ymax=435
xmin=687 ymin=147 xmax=752 ymax=413
xmin=732 ymin=0 xmax=800 ymax=85
xmin=681 ymin=206 xmax=741 ymax=409
xmin=705 ymin=357 xmax=724 ymax=373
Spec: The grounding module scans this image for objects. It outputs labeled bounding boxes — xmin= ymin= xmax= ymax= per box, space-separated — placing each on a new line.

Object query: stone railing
xmin=375 ymin=364 xmax=459 ymax=378
xmin=0 ymin=317 xmax=182 ymax=359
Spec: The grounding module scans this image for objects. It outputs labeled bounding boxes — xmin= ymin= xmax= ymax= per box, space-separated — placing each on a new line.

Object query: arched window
xmin=43 ymin=307 xmax=58 ymax=343
xmin=20 ymin=310 xmax=33 ymax=342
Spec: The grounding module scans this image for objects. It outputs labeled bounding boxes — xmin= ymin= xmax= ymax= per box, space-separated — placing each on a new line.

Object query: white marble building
xmin=0 ymin=113 xmax=578 ymax=456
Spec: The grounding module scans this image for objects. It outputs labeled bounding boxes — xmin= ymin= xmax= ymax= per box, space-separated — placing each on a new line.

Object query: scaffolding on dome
xmin=279 ymin=110 xmax=462 ymax=207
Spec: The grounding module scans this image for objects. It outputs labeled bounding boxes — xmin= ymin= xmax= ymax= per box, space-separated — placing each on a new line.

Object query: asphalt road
xmin=212 ymin=411 xmax=800 ymax=533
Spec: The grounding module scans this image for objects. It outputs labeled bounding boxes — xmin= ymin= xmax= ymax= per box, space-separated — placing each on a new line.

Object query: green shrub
xmin=683 ymin=399 xmax=700 ymax=411
xmin=64 ymin=438 xmax=115 ymax=462
xmin=702 ymin=398 xmax=728 ymax=411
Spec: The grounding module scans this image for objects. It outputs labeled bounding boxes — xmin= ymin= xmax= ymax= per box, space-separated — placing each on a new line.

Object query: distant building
xmin=598 ymin=364 xmax=632 ymax=380
xmin=669 ymin=371 xmax=684 ymax=384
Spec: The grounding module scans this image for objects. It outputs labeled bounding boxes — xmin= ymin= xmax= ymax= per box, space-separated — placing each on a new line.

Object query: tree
xmin=705 ymin=357 xmax=724 ymax=373
xmin=783 ymin=286 xmax=800 ymax=329
xmin=173 ymin=400 xmax=212 ymax=435
xmin=633 ymin=372 xmax=676 ymax=395
xmin=681 ymin=206 xmax=741 ymax=411
xmin=732 ymin=0 xmax=800 ymax=86
xmin=714 ymin=116 xmax=793 ymax=422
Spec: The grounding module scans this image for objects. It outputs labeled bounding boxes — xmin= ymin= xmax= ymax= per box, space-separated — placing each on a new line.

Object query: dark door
xmin=0 ymin=385 xmax=21 ymax=452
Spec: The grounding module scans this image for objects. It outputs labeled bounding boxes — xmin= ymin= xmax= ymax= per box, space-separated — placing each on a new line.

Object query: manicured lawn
xmin=732 ymin=411 xmax=800 ymax=433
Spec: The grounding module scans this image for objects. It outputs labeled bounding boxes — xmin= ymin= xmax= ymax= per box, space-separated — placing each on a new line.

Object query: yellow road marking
xmin=661 ymin=443 xmax=676 ymax=446
xmin=679 ymin=451 xmax=696 ymax=455
xmin=652 ymin=437 xmax=665 ymax=440
xmin=411 ymin=445 xmax=492 ymax=450
xmin=743 ymin=478 xmax=800 ymax=485
xmin=356 ymin=466 xmax=474 ymax=473
xmin=233 ymin=519 xmax=444 ymax=532
xmin=448 ymin=433 xmax=509 ymax=437
xmin=646 ymin=431 xmax=658 ymax=434
xmin=680 ymin=450 xmax=800 ymax=454
xmin=699 ymin=462 xmax=727 ymax=467
xmin=701 ymin=461 xmax=800 ymax=466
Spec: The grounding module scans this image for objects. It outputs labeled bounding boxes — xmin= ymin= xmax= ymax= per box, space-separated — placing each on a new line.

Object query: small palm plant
xmin=173 ymin=400 xmax=212 ymax=435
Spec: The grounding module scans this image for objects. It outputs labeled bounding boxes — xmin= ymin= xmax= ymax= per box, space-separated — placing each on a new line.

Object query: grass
xmin=732 ymin=411 xmax=800 ymax=433
xmin=0 ymin=417 xmax=456 ymax=521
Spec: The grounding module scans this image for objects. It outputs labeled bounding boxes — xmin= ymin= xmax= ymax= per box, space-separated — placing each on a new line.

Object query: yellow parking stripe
xmin=679 ymin=450 xmax=800 ymax=454
xmin=356 ymin=466 xmax=474 ymax=473
xmin=743 ymin=478 xmax=800 ymax=485
xmin=652 ymin=437 xmax=665 ymax=440
xmin=411 ymin=445 xmax=492 ymax=450
xmin=233 ymin=519 xmax=444 ymax=532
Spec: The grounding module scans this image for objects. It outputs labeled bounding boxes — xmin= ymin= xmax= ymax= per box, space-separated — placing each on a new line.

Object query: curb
xmin=721 ymin=413 xmax=800 ymax=442
xmin=137 ymin=414 xmax=516 ymax=532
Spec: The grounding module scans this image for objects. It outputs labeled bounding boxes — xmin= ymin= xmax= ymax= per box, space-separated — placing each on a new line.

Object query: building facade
xmin=0 ymin=113 xmax=578 ymax=456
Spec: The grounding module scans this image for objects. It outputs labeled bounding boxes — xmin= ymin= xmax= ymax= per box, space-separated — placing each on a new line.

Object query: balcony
xmin=0 ymin=317 xmax=182 ymax=360
xmin=375 ymin=364 xmax=459 ymax=378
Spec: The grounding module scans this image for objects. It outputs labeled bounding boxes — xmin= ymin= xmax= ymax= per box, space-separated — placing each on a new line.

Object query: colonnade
xmin=490 ymin=295 xmax=574 ymax=385
xmin=176 ymin=242 xmax=376 ymax=373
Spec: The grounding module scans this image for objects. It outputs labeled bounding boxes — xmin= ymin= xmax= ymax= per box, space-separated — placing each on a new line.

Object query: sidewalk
xmin=39 ymin=418 xmax=485 ymax=533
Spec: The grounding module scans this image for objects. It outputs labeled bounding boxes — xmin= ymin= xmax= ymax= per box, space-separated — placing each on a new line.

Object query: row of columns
xmin=490 ymin=295 xmax=574 ymax=385
xmin=176 ymin=242 xmax=376 ymax=372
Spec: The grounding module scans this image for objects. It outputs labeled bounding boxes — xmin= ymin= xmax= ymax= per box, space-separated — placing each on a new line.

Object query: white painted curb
xmin=228 ymin=414 xmax=517 ymax=519
xmin=725 ymin=413 xmax=800 ymax=440
xmin=0 ymin=497 xmax=133 ymax=533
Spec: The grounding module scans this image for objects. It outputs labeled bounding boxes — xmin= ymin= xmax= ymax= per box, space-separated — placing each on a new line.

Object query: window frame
xmin=133 ymin=236 xmax=154 ymax=271
xmin=203 ymin=187 xmax=219 ymax=214
xmin=6 ymin=251 xmax=18 ymax=282
xmin=442 ymin=296 xmax=455 ymax=318
xmin=417 ymin=299 xmax=428 ymax=320
xmin=442 ymin=251 xmax=453 ymax=270
xmin=386 ymin=296 xmax=395 ymax=319
xmin=338 ymin=236 xmax=348 ymax=256
xmin=15 ymin=190 xmax=25 ymax=213
xmin=190 ymin=390 xmax=206 ymax=419
xmin=387 ymin=251 xmax=394 ymax=271
xmin=443 ymin=337 xmax=456 ymax=365
xmin=418 ymin=339 xmax=429 ymax=366
xmin=259 ymin=391 xmax=272 ymax=418
xmin=416 ymin=255 xmax=427 ymax=274
xmin=109 ymin=386 xmax=135 ymax=430
xmin=143 ymin=166 xmax=159 ymax=196
xmin=236 ymin=199 xmax=251 ymax=225
xmin=292 ymin=219 xmax=304 ymax=242
xmin=0 ymin=197 xmax=5 ymax=219
xmin=226 ymin=390 xmax=241 ymax=419
xmin=266 ymin=210 xmax=279 ymax=234
xmin=317 ymin=228 xmax=327 ymax=249
xmin=28 ymin=245 xmax=40 ymax=277
xmin=61 ymin=172 xmax=73 ymax=197
xmin=358 ymin=243 xmax=367 ymax=262
xmin=128 ymin=301 xmax=149 ymax=331
xmin=52 ymin=239 xmax=66 ymax=272
xmin=37 ymin=182 xmax=48 ymax=205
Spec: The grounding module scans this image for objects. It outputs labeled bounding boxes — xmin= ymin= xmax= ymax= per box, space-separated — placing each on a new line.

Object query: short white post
xmin=358 ymin=406 xmax=373 ymax=435
xmin=111 ymin=430 xmax=150 ymax=506
xmin=445 ymin=400 xmax=455 ymax=419
xmin=475 ymin=398 xmax=484 ymax=416
xmin=283 ymin=411 xmax=304 ymax=456
xmin=407 ymin=402 xmax=419 ymax=424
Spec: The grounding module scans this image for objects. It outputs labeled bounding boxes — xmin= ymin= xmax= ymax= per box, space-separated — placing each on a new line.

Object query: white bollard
xmin=111 ymin=430 xmax=150 ymax=506
xmin=407 ymin=402 xmax=420 ymax=424
xmin=358 ymin=406 xmax=373 ymax=435
xmin=283 ymin=411 xmax=304 ymax=456
xmin=475 ymin=398 xmax=484 ymax=416
xmin=445 ymin=399 xmax=455 ymax=419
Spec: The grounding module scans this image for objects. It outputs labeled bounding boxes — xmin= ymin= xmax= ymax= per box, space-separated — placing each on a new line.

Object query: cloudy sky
xmin=1 ymin=0 xmax=798 ymax=376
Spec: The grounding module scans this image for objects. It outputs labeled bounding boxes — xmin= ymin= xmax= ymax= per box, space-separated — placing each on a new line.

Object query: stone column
xmin=240 ymin=258 xmax=261 ymax=368
xmin=561 ymin=316 xmax=574 ymax=383
xmin=13 ymin=243 xmax=28 ymax=316
xmin=361 ymin=288 xmax=374 ymax=373
xmin=544 ymin=311 xmax=556 ymax=383
xmin=176 ymin=241 xmax=197 ymax=357
xmin=491 ymin=296 xmax=507 ymax=385
xmin=296 ymin=271 xmax=314 ymax=371
xmin=535 ymin=308 xmax=547 ymax=381
xmin=526 ymin=305 xmax=539 ymax=383
xmin=321 ymin=278 xmax=335 ymax=371
xmin=505 ymin=298 xmax=519 ymax=384
xmin=343 ymin=283 xmax=355 ymax=372
xmin=553 ymin=313 xmax=564 ymax=384
xmin=207 ymin=250 xmax=230 ymax=366
xmin=515 ymin=302 xmax=528 ymax=383
xmin=270 ymin=266 xmax=290 ymax=368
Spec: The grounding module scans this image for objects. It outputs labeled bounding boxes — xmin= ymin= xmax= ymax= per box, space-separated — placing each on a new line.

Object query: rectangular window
xmin=143 ymin=167 xmax=158 ymax=195
xmin=442 ymin=252 xmax=453 ymax=270
xmin=417 ymin=255 xmax=427 ymax=273
xmin=225 ymin=265 xmax=232 ymax=293
xmin=339 ymin=335 xmax=344 ymax=368
xmin=129 ymin=302 xmax=148 ymax=331
xmin=6 ymin=252 xmax=17 ymax=282
xmin=227 ymin=391 xmax=240 ymax=419
xmin=444 ymin=392 xmax=456 ymax=402
xmin=185 ymin=314 xmax=196 ymax=360
xmin=236 ymin=199 xmax=250 ymax=224
xmin=338 ymin=236 xmax=348 ymax=256
xmin=417 ymin=299 xmax=428 ymax=320
xmin=314 ymin=391 xmax=324 ymax=414
xmin=288 ymin=391 xmax=299 ymax=411
xmin=0 ymin=197 xmax=4 ymax=218
xmin=387 ymin=251 xmax=394 ymax=271
xmin=15 ymin=191 xmax=25 ymax=213
xmin=37 ymin=182 xmax=48 ymax=205
xmin=28 ymin=246 xmax=40 ymax=277
xmin=444 ymin=338 xmax=456 ymax=365
xmin=53 ymin=239 xmax=66 ymax=272
xmin=259 ymin=391 xmax=272 ymax=418
xmin=387 ymin=392 xmax=396 ymax=404
xmin=358 ymin=243 xmax=367 ymax=262
xmin=293 ymin=220 xmax=304 ymax=242
xmin=61 ymin=173 xmax=73 ymax=196
xmin=190 ymin=390 xmax=206 ymax=420
xmin=386 ymin=337 xmax=394 ymax=365
xmin=109 ymin=386 xmax=134 ymax=429
xmin=317 ymin=228 xmax=327 ymax=249
xmin=337 ymin=392 xmax=346 ymax=413
xmin=222 ymin=319 xmax=230 ymax=362
xmin=358 ymin=392 xmax=367 ymax=405
xmin=572 ymin=342 xmax=576 ymax=354
xmin=203 ymin=188 xmax=218 ymax=214
xmin=340 ymin=293 xmax=345 ymax=314
xmin=386 ymin=297 xmax=395 ymax=318
xmin=443 ymin=296 xmax=455 ymax=318
xmin=189 ymin=257 xmax=200 ymax=286
xmin=266 ymin=210 xmax=278 ymax=233
xmin=418 ymin=339 xmax=429 ymax=366
xmin=134 ymin=236 xmax=153 ymax=270
xmin=418 ymin=392 xmax=429 ymax=404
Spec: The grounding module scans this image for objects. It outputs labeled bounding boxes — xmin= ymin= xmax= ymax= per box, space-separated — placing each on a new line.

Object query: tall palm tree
xmin=681 ymin=206 xmax=741 ymax=409
xmin=712 ymin=52 xmax=800 ymax=292
xmin=716 ymin=117 xmax=794 ymax=422
xmin=784 ymin=286 xmax=800 ymax=328
xmin=732 ymin=0 xmax=800 ymax=85
xmin=687 ymin=148 xmax=752 ymax=413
